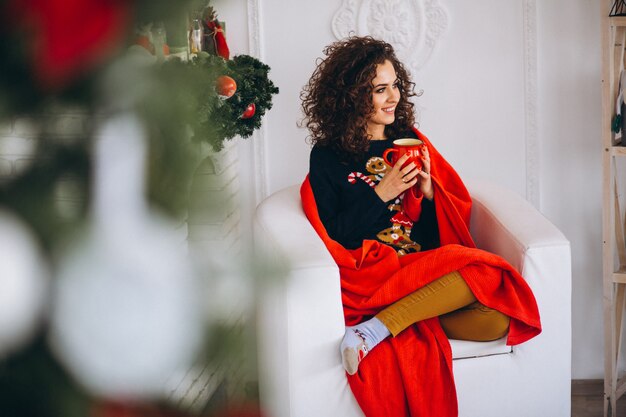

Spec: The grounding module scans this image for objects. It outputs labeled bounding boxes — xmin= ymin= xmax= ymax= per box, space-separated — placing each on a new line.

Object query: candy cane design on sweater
xmin=347 ymin=171 xmax=376 ymax=188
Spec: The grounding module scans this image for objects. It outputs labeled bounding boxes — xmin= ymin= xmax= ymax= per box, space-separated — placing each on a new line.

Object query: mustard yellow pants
xmin=375 ymin=271 xmax=510 ymax=341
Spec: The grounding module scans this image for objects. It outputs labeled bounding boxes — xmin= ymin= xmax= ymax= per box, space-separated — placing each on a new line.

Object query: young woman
xmin=299 ymin=36 xmax=540 ymax=416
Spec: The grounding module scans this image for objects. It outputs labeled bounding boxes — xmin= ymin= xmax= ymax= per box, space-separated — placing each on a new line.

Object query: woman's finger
xmin=421 ymin=151 xmax=431 ymax=170
xmin=402 ymin=166 xmax=419 ymax=181
xmin=417 ymin=169 xmax=430 ymax=179
xmin=400 ymin=162 xmax=417 ymax=176
xmin=399 ymin=176 xmax=417 ymax=188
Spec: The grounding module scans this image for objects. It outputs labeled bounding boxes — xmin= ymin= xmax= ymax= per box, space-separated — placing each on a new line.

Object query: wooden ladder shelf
xmin=602 ymin=2 xmax=626 ymax=416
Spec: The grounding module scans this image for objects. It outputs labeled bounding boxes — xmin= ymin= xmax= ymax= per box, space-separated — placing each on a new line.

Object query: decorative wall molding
xmin=247 ymin=0 xmax=269 ymax=204
xmin=331 ymin=0 xmax=449 ymax=73
xmin=523 ymin=0 xmax=540 ymax=209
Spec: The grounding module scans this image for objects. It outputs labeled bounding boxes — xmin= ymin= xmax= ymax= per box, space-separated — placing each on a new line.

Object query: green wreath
xmin=179 ymin=53 xmax=279 ymax=151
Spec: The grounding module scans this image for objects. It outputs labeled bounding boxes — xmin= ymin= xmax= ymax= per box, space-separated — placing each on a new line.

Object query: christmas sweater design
xmin=348 ymin=156 xmax=421 ymax=256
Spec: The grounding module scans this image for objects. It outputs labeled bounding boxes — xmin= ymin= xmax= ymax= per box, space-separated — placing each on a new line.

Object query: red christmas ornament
xmin=241 ymin=103 xmax=256 ymax=119
xmin=7 ymin=0 xmax=133 ymax=91
xmin=216 ymin=75 xmax=237 ymax=99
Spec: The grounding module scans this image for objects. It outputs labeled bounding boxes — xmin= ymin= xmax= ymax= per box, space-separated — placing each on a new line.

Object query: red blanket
xmin=300 ymin=129 xmax=541 ymax=416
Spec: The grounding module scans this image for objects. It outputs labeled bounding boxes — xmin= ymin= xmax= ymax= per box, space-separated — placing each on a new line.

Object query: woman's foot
xmin=341 ymin=328 xmax=369 ymax=375
xmin=340 ymin=317 xmax=390 ymax=375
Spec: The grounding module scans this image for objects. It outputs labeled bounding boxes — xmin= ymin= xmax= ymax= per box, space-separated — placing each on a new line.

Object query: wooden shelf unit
xmin=602 ymin=4 xmax=626 ymax=417
xmin=613 ymin=146 xmax=626 ymax=157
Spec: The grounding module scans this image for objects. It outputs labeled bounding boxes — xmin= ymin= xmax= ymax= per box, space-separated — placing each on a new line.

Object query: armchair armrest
xmin=254 ymin=185 xmax=358 ymax=417
xmin=466 ymin=180 xmax=571 ymax=314
xmin=462 ymin=179 xmax=572 ymax=416
xmin=466 ymin=179 xmax=570 ymax=274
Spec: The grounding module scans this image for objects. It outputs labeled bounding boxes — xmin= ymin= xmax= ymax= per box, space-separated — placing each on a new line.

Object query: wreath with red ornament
xmin=180 ymin=52 xmax=279 ymax=150
xmin=126 ymin=4 xmax=278 ymax=151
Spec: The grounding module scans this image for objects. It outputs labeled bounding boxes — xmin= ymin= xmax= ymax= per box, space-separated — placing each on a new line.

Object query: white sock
xmin=340 ymin=317 xmax=391 ymax=375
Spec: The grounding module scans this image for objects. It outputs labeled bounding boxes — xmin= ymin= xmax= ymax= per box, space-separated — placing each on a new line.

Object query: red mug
xmin=382 ymin=138 xmax=423 ymax=170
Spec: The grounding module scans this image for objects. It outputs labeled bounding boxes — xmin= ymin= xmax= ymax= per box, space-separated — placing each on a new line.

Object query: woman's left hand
xmin=417 ymin=145 xmax=434 ymax=200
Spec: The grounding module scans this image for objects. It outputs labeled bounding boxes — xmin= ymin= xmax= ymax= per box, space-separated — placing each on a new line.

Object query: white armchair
xmin=254 ymin=180 xmax=571 ymax=417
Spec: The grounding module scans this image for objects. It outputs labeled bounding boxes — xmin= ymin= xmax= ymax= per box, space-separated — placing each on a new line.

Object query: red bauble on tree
xmin=241 ymin=103 xmax=256 ymax=119
xmin=215 ymin=75 xmax=237 ymax=99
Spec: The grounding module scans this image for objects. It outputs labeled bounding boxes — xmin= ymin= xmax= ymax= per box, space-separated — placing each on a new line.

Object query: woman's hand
xmin=375 ymin=153 xmax=420 ymax=202
xmin=417 ymin=144 xmax=434 ymax=200
xmin=375 ymin=146 xmax=434 ymax=203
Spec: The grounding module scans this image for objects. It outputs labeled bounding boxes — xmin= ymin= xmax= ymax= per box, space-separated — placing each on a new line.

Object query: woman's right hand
xmin=375 ymin=154 xmax=420 ymax=202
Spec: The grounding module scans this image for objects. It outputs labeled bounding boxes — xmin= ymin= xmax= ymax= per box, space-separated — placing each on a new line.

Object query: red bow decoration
xmin=205 ymin=20 xmax=230 ymax=60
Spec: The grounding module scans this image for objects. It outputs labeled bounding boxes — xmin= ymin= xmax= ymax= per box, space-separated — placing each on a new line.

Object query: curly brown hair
xmin=300 ymin=36 xmax=418 ymax=160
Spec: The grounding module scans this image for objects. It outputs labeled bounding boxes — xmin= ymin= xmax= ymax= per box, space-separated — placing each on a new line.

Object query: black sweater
xmin=309 ymin=138 xmax=439 ymax=255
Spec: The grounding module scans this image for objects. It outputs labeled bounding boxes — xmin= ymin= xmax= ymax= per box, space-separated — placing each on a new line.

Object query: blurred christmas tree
xmin=0 ymin=1 xmax=277 ymax=416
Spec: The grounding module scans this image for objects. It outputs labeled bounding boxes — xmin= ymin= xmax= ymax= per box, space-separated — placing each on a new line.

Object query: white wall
xmin=537 ymin=0 xmax=602 ymax=378
xmin=216 ymin=0 xmax=603 ymax=379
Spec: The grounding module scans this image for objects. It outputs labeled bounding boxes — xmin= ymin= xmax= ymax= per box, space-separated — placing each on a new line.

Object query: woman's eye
xmin=376 ymin=88 xmax=385 ymax=93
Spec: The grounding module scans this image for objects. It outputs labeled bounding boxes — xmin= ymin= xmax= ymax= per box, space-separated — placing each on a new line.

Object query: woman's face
xmin=366 ymin=59 xmax=400 ymax=139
